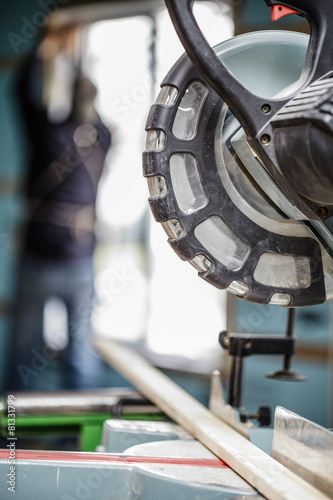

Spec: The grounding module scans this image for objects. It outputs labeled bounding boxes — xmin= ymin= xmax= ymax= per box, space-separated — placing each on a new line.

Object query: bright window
xmin=85 ymin=3 xmax=234 ymax=372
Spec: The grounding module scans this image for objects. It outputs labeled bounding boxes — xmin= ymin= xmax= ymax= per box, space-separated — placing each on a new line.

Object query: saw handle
xmin=164 ymin=0 xmax=333 ymax=137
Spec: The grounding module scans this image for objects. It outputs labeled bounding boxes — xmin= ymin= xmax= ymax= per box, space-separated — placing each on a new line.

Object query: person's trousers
xmin=5 ymin=253 xmax=103 ymax=391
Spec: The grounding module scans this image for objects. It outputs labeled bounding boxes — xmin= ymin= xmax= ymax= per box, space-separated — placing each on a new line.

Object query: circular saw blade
xmin=143 ymin=31 xmax=333 ymax=307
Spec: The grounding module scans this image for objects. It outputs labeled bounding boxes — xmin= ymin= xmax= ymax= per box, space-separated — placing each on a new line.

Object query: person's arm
xmin=19 ymin=50 xmax=44 ymax=109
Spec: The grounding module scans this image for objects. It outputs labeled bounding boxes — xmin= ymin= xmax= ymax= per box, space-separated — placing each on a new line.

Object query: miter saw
xmin=2 ymin=3 xmax=333 ymax=499
xmin=143 ymin=0 xmax=333 ymax=430
xmin=143 ymin=0 xmax=333 ymax=310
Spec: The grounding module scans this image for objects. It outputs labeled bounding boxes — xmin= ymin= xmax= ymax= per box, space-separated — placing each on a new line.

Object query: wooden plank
xmin=94 ymin=338 xmax=330 ymax=500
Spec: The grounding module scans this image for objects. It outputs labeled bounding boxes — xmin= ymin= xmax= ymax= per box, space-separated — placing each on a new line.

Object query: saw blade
xmin=143 ymin=30 xmax=333 ymax=307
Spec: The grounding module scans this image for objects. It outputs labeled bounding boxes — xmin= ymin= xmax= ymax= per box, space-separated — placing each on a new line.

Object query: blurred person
xmin=6 ymin=28 xmax=112 ymax=391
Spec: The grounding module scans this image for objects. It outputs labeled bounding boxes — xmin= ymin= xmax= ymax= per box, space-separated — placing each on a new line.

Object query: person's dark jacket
xmin=17 ymin=54 xmax=111 ymax=260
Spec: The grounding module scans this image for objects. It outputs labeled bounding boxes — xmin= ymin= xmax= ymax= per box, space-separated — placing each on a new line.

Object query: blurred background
xmin=0 ymin=0 xmax=331 ymax=427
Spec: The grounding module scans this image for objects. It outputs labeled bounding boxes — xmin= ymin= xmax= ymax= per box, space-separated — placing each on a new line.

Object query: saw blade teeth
xmin=147 ymin=175 xmax=168 ymax=198
xmin=161 ymin=218 xmax=185 ymax=240
xmin=227 ymin=280 xmax=249 ymax=298
xmin=155 ymin=85 xmax=179 ymax=107
xmin=189 ymin=254 xmax=213 ymax=273
xmin=269 ymin=293 xmax=291 ymax=306
xmin=145 ymin=129 xmax=166 ymax=151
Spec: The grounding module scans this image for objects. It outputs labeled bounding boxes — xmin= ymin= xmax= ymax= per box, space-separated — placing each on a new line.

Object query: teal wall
xmin=0 ymin=1 xmax=74 ymax=391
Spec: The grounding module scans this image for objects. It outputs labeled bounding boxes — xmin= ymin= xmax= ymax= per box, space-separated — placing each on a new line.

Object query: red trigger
xmin=271 ymin=5 xmax=299 ymax=21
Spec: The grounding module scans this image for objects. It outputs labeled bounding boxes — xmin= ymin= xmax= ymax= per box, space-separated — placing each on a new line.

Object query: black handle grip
xmin=165 ymin=0 xmax=333 ymax=138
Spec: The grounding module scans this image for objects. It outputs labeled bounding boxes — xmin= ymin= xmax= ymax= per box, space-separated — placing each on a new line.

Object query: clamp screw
xmin=261 ymin=104 xmax=271 ymax=114
xmin=261 ymin=134 xmax=271 ymax=145
xmin=242 ymin=406 xmax=271 ymax=426
xmin=256 ymin=406 xmax=271 ymax=426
